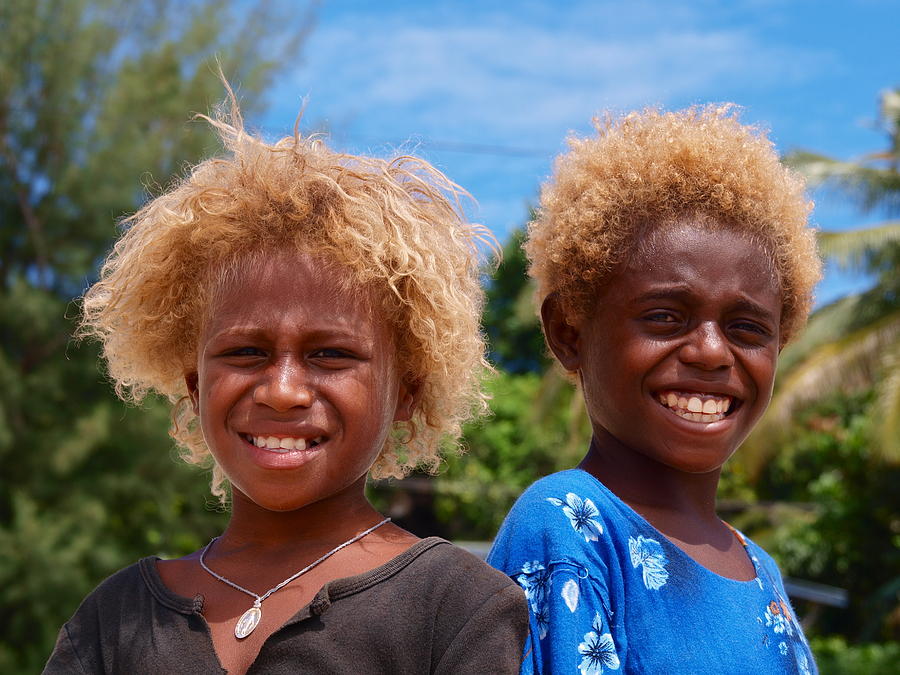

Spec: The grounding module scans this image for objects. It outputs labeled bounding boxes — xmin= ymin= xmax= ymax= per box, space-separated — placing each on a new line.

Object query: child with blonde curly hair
xmin=488 ymin=106 xmax=821 ymax=674
xmin=44 ymin=100 xmax=527 ymax=674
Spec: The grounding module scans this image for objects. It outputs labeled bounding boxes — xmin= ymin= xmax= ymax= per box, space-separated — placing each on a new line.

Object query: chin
xmin=663 ymin=449 xmax=736 ymax=475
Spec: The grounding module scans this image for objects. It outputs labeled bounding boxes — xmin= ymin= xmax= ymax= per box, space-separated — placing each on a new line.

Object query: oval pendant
xmin=234 ymin=606 xmax=262 ymax=639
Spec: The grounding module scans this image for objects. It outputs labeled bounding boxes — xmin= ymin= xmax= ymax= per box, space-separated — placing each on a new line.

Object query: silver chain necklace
xmin=199 ymin=517 xmax=391 ymax=639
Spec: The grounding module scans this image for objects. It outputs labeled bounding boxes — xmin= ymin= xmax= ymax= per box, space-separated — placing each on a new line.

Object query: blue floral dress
xmin=487 ymin=469 xmax=817 ymax=674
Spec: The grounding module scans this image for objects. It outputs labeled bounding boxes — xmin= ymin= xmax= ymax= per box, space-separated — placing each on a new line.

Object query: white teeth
xmin=657 ymin=391 xmax=733 ymax=424
xmin=249 ymin=436 xmax=312 ymax=451
xmin=673 ymin=409 xmax=725 ymax=423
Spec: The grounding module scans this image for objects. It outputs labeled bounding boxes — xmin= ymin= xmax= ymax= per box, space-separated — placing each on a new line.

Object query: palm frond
xmin=777 ymin=295 xmax=867 ymax=374
xmin=785 ymin=152 xmax=900 ymax=214
xmin=875 ymin=342 xmax=900 ymax=461
xmin=817 ymin=222 xmax=900 ymax=270
xmin=740 ymin=310 xmax=900 ymax=473
xmin=771 ymin=311 xmax=900 ymax=418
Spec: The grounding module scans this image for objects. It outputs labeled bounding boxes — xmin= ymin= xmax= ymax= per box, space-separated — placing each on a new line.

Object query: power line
xmin=337 ymin=134 xmax=554 ymax=158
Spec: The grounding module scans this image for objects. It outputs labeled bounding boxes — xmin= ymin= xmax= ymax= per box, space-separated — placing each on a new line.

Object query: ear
xmin=394 ymin=379 xmax=420 ymax=423
xmin=184 ymin=371 xmax=200 ymax=416
xmin=540 ymin=292 xmax=582 ymax=372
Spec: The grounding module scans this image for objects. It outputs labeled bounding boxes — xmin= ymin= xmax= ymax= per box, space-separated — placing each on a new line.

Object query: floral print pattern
xmin=577 ymin=613 xmax=620 ymax=674
xmin=547 ymin=493 xmax=603 ymax=542
xmin=628 ymin=535 xmax=669 ymax=590
xmin=517 ymin=561 xmax=551 ymax=611
xmin=763 ymin=600 xmax=794 ymax=637
xmin=760 ymin=597 xmax=814 ymax=674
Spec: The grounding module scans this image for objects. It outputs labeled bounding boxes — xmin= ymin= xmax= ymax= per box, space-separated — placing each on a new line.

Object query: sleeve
xmin=42 ymin=624 xmax=90 ymax=675
xmin=433 ymin=584 xmax=530 ymax=675
xmin=512 ymin=560 xmax=622 ymax=675
xmin=486 ymin=482 xmax=626 ymax=674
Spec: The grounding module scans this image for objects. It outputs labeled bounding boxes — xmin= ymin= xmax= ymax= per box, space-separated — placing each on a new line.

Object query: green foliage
xmin=0 ymin=0 xmax=312 ymax=669
xmin=432 ymin=369 xmax=589 ymax=539
xmin=754 ymin=391 xmax=900 ymax=642
xmin=482 ymin=227 xmax=549 ymax=373
xmin=0 ymin=281 xmax=227 ymax=672
xmin=0 ymin=0 xmax=309 ymax=293
xmin=811 ymin=637 xmax=900 ymax=675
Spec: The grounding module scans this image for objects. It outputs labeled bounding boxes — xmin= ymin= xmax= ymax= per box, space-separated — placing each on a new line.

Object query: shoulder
xmin=513 ymin=468 xmax=601 ymax=502
xmin=405 ymin=538 xmax=526 ymax=599
xmin=505 ymin=469 xmax=618 ymax=519
xmin=409 ymin=541 xmax=529 ymax=673
xmin=72 ymin=559 xmax=151 ymax=613
xmin=741 ymin=533 xmax=786 ymax=581
xmin=43 ymin=559 xmax=156 ymax=674
xmin=57 ymin=556 xmax=198 ymax=642
xmin=327 ymin=538 xmax=528 ymax=672
xmin=373 ymin=539 xmax=528 ymax=633
xmin=488 ymin=470 xmax=620 ymax=569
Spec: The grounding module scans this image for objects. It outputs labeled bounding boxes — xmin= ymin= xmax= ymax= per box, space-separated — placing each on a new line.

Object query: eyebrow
xmin=632 ymin=288 xmax=778 ymax=321
xmin=208 ymin=325 xmax=368 ymax=342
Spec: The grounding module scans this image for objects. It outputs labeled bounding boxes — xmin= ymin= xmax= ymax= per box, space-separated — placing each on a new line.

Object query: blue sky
xmin=259 ymin=0 xmax=899 ymax=305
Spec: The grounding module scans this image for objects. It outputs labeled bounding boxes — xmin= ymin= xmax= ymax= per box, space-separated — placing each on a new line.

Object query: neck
xmin=218 ymin=476 xmax=385 ymax=552
xmin=579 ymin=430 xmax=722 ymax=525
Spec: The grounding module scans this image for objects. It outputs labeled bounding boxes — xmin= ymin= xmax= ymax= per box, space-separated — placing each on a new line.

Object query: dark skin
xmin=542 ymin=223 xmax=783 ymax=582
xmin=157 ymin=254 xmax=420 ymax=674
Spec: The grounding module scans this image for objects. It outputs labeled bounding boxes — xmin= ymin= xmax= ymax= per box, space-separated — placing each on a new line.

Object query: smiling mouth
xmin=655 ymin=390 xmax=737 ymax=423
xmin=242 ymin=434 xmax=326 ymax=453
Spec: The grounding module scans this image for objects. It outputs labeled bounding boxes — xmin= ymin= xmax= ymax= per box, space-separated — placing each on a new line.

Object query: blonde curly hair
xmin=80 ymin=104 xmax=495 ymax=500
xmin=527 ymin=105 xmax=821 ymax=345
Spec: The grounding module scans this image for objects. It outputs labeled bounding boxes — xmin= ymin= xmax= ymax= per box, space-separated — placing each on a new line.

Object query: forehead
xmin=605 ymin=223 xmax=781 ymax=306
xmin=204 ymin=251 xmax=384 ymax=335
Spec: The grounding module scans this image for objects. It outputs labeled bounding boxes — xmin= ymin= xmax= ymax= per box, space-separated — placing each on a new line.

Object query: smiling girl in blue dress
xmin=487 ymin=106 xmax=821 ymax=674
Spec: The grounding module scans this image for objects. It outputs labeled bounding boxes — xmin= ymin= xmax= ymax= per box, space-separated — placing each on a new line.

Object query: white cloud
xmin=259 ymin=0 xmax=836 ymax=239
xmin=273 ymin=0 xmax=827 ymax=146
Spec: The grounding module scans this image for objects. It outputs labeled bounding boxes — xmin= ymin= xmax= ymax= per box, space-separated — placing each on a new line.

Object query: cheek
xmin=739 ymin=351 xmax=779 ymax=418
xmin=755 ymin=359 xmax=778 ymax=403
xmin=339 ymin=368 xmax=399 ymax=428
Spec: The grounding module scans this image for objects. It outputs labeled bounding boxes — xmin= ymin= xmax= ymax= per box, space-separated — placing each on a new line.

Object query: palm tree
xmin=744 ymin=89 xmax=900 ymax=469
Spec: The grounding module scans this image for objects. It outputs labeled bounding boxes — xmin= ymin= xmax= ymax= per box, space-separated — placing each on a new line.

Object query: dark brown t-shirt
xmin=44 ymin=538 xmax=528 ymax=674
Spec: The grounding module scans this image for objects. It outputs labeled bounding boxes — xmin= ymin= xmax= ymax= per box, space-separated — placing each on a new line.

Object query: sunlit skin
xmin=542 ymin=222 xmax=782 ymax=580
xmin=157 ymin=252 xmax=419 ymax=675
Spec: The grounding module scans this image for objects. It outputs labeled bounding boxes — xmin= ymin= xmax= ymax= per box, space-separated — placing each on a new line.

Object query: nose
xmin=679 ymin=321 xmax=734 ymax=370
xmin=252 ymin=359 xmax=314 ymax=411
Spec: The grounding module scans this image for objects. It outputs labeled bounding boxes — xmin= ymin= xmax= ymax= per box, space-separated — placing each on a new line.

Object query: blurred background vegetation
xmin=1 ymin=1 xmax=898 ymax=672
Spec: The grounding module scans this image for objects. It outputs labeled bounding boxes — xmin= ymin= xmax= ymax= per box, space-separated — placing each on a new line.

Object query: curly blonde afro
xmin=527 ymin=105 xmax=821 ymax=344
xmin=80 ymin=104 xmax=495 ymax=500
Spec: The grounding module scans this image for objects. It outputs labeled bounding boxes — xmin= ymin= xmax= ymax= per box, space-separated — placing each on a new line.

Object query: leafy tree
xmin=747 ymin=391 xmax=900 ymax=642
xmin=744 ymin=89 xmax=900 ymax=468
xmin=0 ymin=1 xmax=314 ymax=670
xmin=434 ymin=369 xmax=590 ymax=540
xmin=482 ymin=226 xmax=549 ymax=373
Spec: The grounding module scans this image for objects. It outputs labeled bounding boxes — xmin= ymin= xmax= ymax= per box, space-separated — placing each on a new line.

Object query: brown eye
xmin=647 ymin=312 xmax=677 ymax=323
xmin=227 ymin=346 xmax=265 ymax=357
xmin=312 ymin=348 xmax=351 ymax=358
xmin=732 ymin=321 xmax=769 ymax=336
